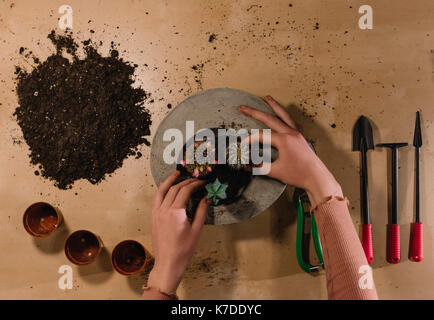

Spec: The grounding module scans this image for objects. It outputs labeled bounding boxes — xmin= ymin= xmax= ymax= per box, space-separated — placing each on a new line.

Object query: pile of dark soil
xmin=14 ymin=31 xmax=152 ymax=189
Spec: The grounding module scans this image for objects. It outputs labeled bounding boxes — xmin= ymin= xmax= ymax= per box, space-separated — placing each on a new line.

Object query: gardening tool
xmin=352 ymin=115 xmax=374 ymax=264
xmin=293 ymin=188 xmax=324 ymax=273
xmin=293 ymin=141 xmax=324 ymax=274
xmin=411 ymin=111 xmax=424 ymax=262
xmin=377 ymin=142 xmax=408 ymax=264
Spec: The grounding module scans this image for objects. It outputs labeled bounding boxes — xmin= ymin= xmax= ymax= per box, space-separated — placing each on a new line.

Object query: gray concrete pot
xmin=150 ymin=88 xmax=286 ymax=225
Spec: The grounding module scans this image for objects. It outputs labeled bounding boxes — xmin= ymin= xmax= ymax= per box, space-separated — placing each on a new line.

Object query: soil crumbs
xmin=14 ymin=30 xmax=152 ymax=189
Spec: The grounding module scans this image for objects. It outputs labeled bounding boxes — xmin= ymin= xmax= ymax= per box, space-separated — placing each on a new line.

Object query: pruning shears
xmin=293 ymin=142 xmax=324 ymax=274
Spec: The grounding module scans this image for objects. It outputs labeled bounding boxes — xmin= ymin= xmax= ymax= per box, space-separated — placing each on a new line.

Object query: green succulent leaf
xmin=205 ymin=179 xmax=228 ymax=205
xmin=213 ymin=178 xmax=222 ymax=190
xmin=218 ymin=183 xmax=228 ymax=193
xmin=216 ymin=189 xmax=227 ymax=199
xmin=205 ymin=184 xmax=215 ymax=194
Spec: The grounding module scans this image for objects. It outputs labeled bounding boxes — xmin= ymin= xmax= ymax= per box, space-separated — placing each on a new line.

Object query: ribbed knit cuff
xmin=311 ymin=195 xmax=378 ymax=300
xmin=311 ymin=195 xmax=349 ymax=214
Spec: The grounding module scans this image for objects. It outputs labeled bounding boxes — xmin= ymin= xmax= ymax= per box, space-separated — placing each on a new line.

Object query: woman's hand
xmin=147 ymin=171 xmax=210 ymax=294
xmin=240 ymin=95 xmax=343 ymax=208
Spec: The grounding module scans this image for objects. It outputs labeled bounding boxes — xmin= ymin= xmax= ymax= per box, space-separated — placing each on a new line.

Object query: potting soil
xmin=14 ymin=31 xmax=152 ymax=189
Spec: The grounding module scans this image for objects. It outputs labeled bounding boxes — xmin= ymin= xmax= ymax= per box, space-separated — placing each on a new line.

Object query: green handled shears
xmin=293 ymin=141 xmax=324 ymax=274
xmin=293 ymin=188 xmax=324 ymax=273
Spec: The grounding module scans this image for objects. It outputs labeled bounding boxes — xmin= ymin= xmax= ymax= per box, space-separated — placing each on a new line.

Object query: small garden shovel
xmin=352 ymin=116 xmax=374 ymax=264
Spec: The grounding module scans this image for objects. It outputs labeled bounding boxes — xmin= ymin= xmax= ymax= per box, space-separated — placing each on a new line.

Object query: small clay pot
xmin=23 ymin=202 xmax=62 ymax=237
xmin=111 ymin=240 xmax=152 ymax=276
xmin=65 ymin=230 xmax=103 ymax=265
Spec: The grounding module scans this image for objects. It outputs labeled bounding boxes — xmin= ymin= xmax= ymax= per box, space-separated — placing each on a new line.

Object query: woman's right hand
xmin=240 ymin=95 xmax=343 ymax=208
xmin=147 ymin=172 xmax=209 ymax=295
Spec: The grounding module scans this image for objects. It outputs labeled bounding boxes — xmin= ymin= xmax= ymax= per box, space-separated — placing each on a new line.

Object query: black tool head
xmin=353 ymin=116 xmax=374 ymax=151
xmin=413 ymin=111 xmax=422 ymax=148
xmin=377 ymin=142 xmax=408 ymax=149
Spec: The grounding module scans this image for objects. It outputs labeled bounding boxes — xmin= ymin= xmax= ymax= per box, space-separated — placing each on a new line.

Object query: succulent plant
xmin=182 ymin=140 xmax=216 ymax=178
xmin=205 ymin=178 xmax=228 ymax=205
xmin=226 ymin=141 xmax=250 ymax=170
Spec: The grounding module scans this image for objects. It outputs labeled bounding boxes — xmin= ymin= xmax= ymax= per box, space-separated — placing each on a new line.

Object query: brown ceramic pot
xmin=65 ymin=230 xmax=103 ymax=265
xmin=23 ymin=202 xmax=62 ymax=237
xmin=111 ymin=240 xmax=152 ymax=276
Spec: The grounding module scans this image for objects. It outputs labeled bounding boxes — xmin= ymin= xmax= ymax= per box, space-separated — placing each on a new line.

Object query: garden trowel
xmin=352 ymin=116 xmax=374 ymax=264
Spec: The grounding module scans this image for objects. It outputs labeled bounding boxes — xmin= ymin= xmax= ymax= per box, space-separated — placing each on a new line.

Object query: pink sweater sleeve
xmin=313 ymin=196 xmax=378 ymax=300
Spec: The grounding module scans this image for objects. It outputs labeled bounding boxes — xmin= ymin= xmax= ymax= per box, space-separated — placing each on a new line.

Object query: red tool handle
xmin=362 ymin=224 xmax=374 ymax=264
xmin=411 ymin=222 xmax=424 ymax=262
xmin=388 ymin=224 xmax=400 ymax=263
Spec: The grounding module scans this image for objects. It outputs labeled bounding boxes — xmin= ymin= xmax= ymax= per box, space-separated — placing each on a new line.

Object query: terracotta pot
xmin=23 ymin=202 xmax=62 ymax=237
xmin=111 ymin=240 xmax=152 ymax=276
xmin=65 ymin=230 xmax=103 ymax=265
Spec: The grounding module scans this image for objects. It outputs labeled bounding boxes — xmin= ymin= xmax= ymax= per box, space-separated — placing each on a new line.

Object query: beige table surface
xmin=0 ymin=0 xmax=433 ymax=299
